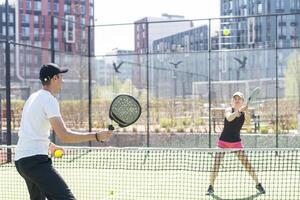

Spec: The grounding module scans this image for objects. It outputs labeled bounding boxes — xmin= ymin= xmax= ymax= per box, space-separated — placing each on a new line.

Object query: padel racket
xmin=247 ymin=87 xmax=260 ymax=106
xmin=108 ymin=94 xmax=142 ymax=130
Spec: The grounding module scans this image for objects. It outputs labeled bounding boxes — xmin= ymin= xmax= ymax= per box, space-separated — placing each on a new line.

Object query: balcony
xmin=276 ymin=9 xmax=285 ymax=13
xmin=278 ymin=35 xmax=287 ymax=40
xmin=278 ymin=22 xmax=286 ymax=26
xmin=290 ymin=22 xmax=298 ymax=26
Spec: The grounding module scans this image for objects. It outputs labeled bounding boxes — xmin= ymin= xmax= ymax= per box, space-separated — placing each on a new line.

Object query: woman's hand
xmin=239 ymin=105 xmax=248 ymax=113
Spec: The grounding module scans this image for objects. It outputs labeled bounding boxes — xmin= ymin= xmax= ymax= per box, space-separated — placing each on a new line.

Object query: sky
xmin=93 ymin=0 xmax=220 ymax=55
xmin=94 ymin=0 xmax=220 ymax=25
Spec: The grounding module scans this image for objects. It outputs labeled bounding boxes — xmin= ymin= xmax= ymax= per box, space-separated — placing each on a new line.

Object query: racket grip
xmin=108 ymin=125 xmax=115 ymax=131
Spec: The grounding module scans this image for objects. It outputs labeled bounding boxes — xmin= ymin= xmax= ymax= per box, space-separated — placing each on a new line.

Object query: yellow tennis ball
xmin=54 ymin=149 xmax=63 ymax=158
xmin=223 ymin=29 xmax=231 ymax=36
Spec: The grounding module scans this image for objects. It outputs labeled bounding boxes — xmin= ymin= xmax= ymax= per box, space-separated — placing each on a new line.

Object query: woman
xmin=206 ymin=92 xmax=265 ymax=195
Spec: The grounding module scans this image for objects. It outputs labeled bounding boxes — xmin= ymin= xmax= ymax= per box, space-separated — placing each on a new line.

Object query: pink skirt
xmin=217 ymin=140 xmax=243 ymax=149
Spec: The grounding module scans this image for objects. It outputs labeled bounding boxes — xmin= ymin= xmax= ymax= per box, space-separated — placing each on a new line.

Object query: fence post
xmin=297 ymin=108 xmax=300 ymax=134
xmin=208 ymin=19 xmax=212 ymax=148
xmin=5 ymin=0 xmax=12 ymax=162
xmin=50 ymin=16 xmax=56 ymax=143
xmin=88 ymin=25 xmax=92 ymax=147
xmin=0 ymin=94 xmax=2 ymax=145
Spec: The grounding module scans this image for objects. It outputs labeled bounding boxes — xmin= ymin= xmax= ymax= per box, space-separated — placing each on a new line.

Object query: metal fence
xmin=1 ymin=3 xmax=300 ymax=148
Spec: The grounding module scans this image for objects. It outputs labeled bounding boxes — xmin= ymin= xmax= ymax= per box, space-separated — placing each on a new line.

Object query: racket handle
xmin=108 ymin=125 xmax=115 ymax=131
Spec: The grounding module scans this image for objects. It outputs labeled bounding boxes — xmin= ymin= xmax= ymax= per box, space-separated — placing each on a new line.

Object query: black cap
xmin=39 ymin=63 xmax=68 ymax=82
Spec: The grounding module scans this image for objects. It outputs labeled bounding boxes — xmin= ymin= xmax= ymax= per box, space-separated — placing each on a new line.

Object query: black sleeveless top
xmin=219 ymin=108 xmax=245 ymax=142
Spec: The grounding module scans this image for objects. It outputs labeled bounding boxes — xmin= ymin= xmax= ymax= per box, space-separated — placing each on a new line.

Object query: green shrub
xmin=194 ymin=118 xmax=205 ymax=126
xmin=176 ymin=126 xmax=185 ymax=132
xmin=260 ymin=125 xmax=268 ymax=134
xmin=160 ymin=118 xmax=174 ymax=128
xmin=154 ymin=128 xmax=160 ymax=133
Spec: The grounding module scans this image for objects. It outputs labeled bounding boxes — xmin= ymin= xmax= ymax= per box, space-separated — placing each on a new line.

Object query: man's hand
xmin=49 ymin=143 xmax=65 ymax=157
xmin=96 ymin=131 xmax=113 ymax=142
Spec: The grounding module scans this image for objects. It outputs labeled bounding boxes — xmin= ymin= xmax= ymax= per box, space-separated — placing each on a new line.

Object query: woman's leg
xmin=234 ymin=150 xmax=259 ymax=184
xmin=209 ymin=152 xmax=226 ymax=186
xmin=234 ymin=150 xmax=266 ymax=193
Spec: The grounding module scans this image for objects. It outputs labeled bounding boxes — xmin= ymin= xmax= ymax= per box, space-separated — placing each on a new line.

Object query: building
xmin=152 ymin=25 xmax=208 ymax=53
xmin=102 ymin=48 xmax=135 ymax=86
xmin=220 ymin=0 xmax=300 ymax=49
xmin=134 ymin=14 xmax=192 ymax=54
xmin=133 ymin=14 xmax=193 ymax=90
xmin=0 ymin=0 xmax=94 ymax=85
xmin=0 ymin=3 xmax=15 ymax=86
xmin=151 ymin=25 xmax=209 ymax=98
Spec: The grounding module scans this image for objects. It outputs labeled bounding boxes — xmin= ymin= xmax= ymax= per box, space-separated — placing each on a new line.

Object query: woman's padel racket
xmin=108 ymin=94 xmax=142 ymax=131
xmin=247 ymin=87 xmax=260 ymax=106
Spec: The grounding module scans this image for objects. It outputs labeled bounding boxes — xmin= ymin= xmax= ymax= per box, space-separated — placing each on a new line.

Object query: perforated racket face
xmin=109 ymin=94 xmax=141 ymax=127
xmin=247 ymin=87 xmax=260 ymax=105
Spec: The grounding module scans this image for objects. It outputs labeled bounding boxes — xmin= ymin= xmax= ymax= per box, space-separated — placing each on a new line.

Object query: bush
xmin=132 ymin=127 xmax=138 ymax=133
xmin=260 ymin=125 xmax=268 ymax=134
xmin=176 ymin=126 xmax=185 ymax=132
xmin=154 ymin=128 xmax=160 ymax=133
xmin=246 ymin=127 xmax=252 ymax=133
xmin=160 ymin=118 xmax=174 ymax=128
xmin=194 ymin=118 xmax=205 ymax=126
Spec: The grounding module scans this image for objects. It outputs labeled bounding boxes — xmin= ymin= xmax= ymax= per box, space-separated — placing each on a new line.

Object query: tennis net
xmin=0 ymin=146 xmax=299 ymax=200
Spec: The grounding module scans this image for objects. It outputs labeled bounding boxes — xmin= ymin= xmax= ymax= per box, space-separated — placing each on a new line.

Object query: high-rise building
xmin=0 ymin=0 xmax=94 ymax=83
xmin=220 ymin=0 xmax=300 ymax=49
xmin=133 ymin=14 xmax=193 ymax=89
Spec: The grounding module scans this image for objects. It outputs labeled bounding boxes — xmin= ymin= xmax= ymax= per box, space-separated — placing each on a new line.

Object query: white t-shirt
xmin=15 ymin=89 xmax=61 ymax=161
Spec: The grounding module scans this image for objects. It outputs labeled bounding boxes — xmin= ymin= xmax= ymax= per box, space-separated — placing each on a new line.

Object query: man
xmin=14 ymin=63 xmax=112 ymax=200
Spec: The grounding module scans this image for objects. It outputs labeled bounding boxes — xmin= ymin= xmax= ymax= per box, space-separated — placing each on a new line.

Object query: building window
xmin=276 ymin=0 xmax=284 ymax=9
xmin=34 ymin=1 xmax=41 ymax=11
xmin=53 ymin=3 xmax=59 ymax=13
xmin=229 ymin=0 xmax=233 ymax=9
xmin=54 ymin=29 xmax=58 ymax=39
xmin=26 ymin=0 xmax=31 ymax=10
xmin=9 ymin=26 xmax=14 ymax=36
xmin=297 ymin=0 xmax=300 ymax=9
xmin=64 ymin=5 xmax=71 ymax=13
xmin=54 ymin=17 xmax=58 ymax=26
xmin=81 ymin=5 xmax=85 ymax=14
xmin=90 ymin=6 xmax=93 ymax=15
xmin=81 ymin=17 xmax=85 ymax=25
xmin=258 ymin=3 xmax=262 ymax=14
xmin=9 ymin=13 xmax=13 ymax=23
xmin=291 ymin=0 xmax=295 ymax=8
xmin=34 ymin=15 xmax=39 ymax=24
xmin=22 ymin=14 xmax=30 ymax=24
xmin=34 ymin=28 xmax=39 ymax=38
xmin=48 ymin=2 xmax=51 ymax=12
xmin=22 ymin=27 xmax=29 ymax=37
xmin=242 ymin=7 xmax=247 ymax=15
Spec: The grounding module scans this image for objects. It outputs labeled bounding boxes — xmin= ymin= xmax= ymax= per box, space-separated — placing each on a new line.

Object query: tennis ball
xmin=54 ymin=149 xmax=63 ymax=158
xmin=108 ymin=190 xmax=114 ymax=195
xmin=223 ymin=28 xmax=231 ymax=36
